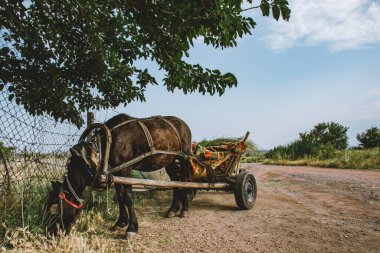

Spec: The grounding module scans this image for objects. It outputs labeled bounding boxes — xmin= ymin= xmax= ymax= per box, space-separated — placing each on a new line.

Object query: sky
xmin=96 ymin=0 xmax=380 ymax=149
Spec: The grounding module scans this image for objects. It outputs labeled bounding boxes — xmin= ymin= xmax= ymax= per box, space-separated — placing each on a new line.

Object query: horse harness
xmin=107 ymin=116 xmax=187 ymax=174
xmin=57 ymin=175 xmax=93 ymax=231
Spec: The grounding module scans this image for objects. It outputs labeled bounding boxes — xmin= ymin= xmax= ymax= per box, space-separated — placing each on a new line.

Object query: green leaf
xmin=260 ymin=1 xmax=270 ymax=16
xmin=280 ymin=6 xmax=291 ymax=21
xmin=224 ymin=73 xmax=238 ymax=86
xmin=272 ymin=5 xmax=280 ymax=21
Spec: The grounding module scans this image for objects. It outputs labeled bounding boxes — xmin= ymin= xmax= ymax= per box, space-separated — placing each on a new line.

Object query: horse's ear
xmin=70 ymin=145 xmax=81 ymax=157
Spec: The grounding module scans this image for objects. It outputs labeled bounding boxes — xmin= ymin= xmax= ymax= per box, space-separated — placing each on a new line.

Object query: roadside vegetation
xmin=264 ymin=124 xmax=380 ymax=170
xmin=1 ymin=180 xmax=171 ymax=252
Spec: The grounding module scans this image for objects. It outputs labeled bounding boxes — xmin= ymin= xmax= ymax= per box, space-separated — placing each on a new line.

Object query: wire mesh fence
xmin=0 ymin=91 xmax=86 ymax=231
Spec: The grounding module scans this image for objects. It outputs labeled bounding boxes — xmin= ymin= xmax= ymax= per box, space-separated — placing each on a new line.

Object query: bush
xmin=265 ymin=122 xmax=348 ymax=160
xmin=318 ymin=144 xmax=336 ymax=160
xmin=357 ymin=127 xmax=380 ymax=149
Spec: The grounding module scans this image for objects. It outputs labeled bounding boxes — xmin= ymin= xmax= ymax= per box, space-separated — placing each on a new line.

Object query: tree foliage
xmin=309 ymin=122 xmax=349 ymax=150
xmin=0 ymin=0 xmax=290 ymax=126
xmin=357 ymin=127 xmax=380 ymax=149
xmin=265 ymin=122 xmax=348 ymax=160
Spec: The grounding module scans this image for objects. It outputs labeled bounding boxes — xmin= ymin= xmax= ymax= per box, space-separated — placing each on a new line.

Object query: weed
xmin=264 ymin=148 xmax=380 ymax=170
xmin=158 ymin=235 xmax=173 ymax=246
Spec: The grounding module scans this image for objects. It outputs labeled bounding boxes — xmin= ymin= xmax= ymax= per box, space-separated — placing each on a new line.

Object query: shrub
xmin=357 ymin=127 xmax=380 ymax=149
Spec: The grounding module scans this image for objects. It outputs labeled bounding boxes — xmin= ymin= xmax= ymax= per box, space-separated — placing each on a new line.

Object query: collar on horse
xmin=59 ymin=175 xmax=84 ymax=209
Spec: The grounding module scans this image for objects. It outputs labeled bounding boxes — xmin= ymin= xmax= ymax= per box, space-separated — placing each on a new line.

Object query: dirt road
xmin=117 ymin=164 xmax=380 ymax=252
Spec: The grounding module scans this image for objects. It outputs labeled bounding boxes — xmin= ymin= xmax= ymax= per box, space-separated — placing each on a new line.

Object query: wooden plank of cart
xmin=98 ymin=131 xmax=257 ymax=210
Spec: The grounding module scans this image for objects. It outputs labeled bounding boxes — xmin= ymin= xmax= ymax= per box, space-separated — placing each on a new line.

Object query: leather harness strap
xmin=107 ymin=116 xmax=186 ymax=174
xmin=109 ymin=119 xmax=136 ymax=132
xmin=137 ymin=120 xmax=155 ymax=151
xmin=158 ymin=117 xmax=183 ymax=153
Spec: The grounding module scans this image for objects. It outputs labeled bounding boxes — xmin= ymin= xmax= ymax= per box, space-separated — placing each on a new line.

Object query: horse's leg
xmin=179 ymin=158 xmax=190 ymax=218
xmin=110 ymin=184 xmax=129 ymax=231
xmin=167 ymin=188 xmax=181 ymax=218
xmin=165 ymin=164 xmax=181 ymax=218
xmin=178 ymin=188 xmax=189 ymax=218
xmin=124 ymin=184 xmax=138 ymax=238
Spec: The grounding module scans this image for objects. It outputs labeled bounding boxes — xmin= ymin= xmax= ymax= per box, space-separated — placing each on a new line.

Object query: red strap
xmin=59 ymin=193 xmax=83 ymax=209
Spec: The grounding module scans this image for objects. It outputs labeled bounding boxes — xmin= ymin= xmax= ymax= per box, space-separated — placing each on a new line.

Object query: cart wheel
xmin=234 ymin=171 xmax=257 ymax=210
xmin=187 ymin=189 xmax=197 ymax=202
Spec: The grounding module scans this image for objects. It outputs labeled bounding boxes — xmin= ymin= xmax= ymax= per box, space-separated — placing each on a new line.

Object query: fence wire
xmin=0 ymin=91 xmax=86 ymax=231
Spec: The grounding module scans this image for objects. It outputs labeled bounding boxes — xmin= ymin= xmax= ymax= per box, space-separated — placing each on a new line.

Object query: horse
xmin=45 ymin=114 xmax=192 ymax=238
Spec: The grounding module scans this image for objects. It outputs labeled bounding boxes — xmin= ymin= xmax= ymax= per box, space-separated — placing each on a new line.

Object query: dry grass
xmin=263 ymin=147 xmax=380 ymax=170
xmin=1 ymin=226 xmax=138 ymax=253
xmin=1 ymin=187 xmax=172 ymax=252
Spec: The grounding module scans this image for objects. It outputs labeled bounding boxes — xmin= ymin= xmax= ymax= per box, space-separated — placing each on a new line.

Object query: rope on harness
xmin=65 ymin=175 xmax=83 ymax=203
xmin=137 ymin=120 xmax=155 ymax=151
xmin=59 ymin=193 xmax=83 ymax=209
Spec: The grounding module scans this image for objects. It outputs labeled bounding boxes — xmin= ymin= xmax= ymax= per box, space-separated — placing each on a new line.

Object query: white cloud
xmin=264 ymin=0 xmax=380 ymax=51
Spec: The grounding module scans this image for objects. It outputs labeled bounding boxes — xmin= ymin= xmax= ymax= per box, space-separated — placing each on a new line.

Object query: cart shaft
xmin=112 ymin=176 xmax=230 ymax=190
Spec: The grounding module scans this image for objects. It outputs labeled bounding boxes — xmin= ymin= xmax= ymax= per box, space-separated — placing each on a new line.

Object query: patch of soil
xmin=111 ymin=164 xmax=380 ymax=253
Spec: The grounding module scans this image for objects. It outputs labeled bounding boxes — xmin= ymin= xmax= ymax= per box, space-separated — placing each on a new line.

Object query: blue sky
xmin=96 ymin=0 xmax=380 ymax=149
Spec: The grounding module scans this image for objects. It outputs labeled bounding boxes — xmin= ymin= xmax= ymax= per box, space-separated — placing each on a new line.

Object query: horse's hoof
xmin=180 ymin=211 xmax=188 ymax=218
xmin=109 ymin=225 xmax=119 ymax=231
xmin=126 ymin=232 xmax=137 ymax=239
xmin=166 ymin=210 xmax=176 ymax=218
xmin=110 ymin=222 xmax=127 ymax=231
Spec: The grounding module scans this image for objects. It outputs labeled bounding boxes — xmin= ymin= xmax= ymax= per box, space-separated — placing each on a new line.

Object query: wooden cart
xmin=82 ymin=124 xmax=257 ymax=210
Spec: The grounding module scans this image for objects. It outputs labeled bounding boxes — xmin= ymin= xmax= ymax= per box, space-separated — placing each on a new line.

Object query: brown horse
xmin=46 ymin=114 xmax=192 ymax=238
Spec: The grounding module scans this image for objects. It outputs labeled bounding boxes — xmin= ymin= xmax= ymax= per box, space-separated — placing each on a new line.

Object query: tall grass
xmin=0 ymin=169 xmax=172 ymax=250
xmin=1 ymin=190 xmax=170 ymax=253
xmin=264 ymin=147 xmax=380 ymax=170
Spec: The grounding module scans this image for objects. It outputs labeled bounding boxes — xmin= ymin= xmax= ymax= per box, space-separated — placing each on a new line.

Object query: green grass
xmin=264 ymin=147 xmax=380 ymax=170
xmin=0 ymin=171 xmax=172 ymax=250
xmin=1 ymin=189 xmax=172 ymax=251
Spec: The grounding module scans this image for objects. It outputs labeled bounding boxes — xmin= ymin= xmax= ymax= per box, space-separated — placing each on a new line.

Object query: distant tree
xmin=0 ymin=0 xmax=290 ymax=126
xmin=309 ymin=122 xmax=349 ymax=150
xmin=356 ymin=127 xmax=380 ymax=148
xmin=265 ymin=122 xmax=349 ymax=160
xmin=265 ymin=145 xmax=287 ymax=159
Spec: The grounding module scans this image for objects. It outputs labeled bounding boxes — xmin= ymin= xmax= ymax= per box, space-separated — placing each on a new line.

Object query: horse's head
xmin=45 ymin=141 xmax=99 ymax=235
xmin=45 ymin=180 xmax=75 ymax=235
